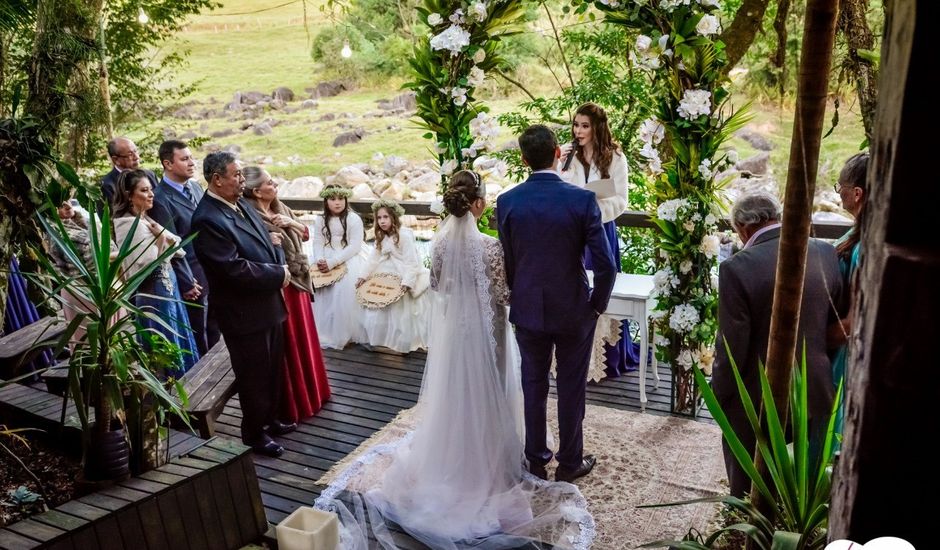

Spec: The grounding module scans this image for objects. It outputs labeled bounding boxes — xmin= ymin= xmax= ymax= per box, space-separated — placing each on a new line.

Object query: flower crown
xmin=319 ymin=186 xmax=353 ymax=200
xmin=371 ymin=198 xmax=405 ymax=218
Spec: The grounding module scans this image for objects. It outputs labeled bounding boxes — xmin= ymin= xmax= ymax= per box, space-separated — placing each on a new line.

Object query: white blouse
xmin=558 ymin=150 xmax=630 ymax=223
xmin=312 ymin=212 xmax=365 ymax=270
xmin=112 ymin=215 xmax=183 ymax=279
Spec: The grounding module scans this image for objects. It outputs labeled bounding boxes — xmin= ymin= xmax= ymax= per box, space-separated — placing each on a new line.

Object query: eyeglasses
xmin=833 ymin=182 xmax=850 ymax=193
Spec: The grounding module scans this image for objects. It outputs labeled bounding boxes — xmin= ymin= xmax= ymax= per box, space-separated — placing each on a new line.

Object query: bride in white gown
xmin=315 ymin=171 xmax=595 ymax=549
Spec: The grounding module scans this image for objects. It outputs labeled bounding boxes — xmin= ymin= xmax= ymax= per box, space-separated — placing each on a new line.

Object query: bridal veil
xmin=315 ymin=213 xmax=594 ymax=549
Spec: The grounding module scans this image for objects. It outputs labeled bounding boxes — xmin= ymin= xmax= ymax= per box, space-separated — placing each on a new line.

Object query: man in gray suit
xmin=713 ymin=192 xmax=844 ymax=497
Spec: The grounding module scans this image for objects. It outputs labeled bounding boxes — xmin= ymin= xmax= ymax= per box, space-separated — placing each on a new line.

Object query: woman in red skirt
xmin=242 ymin=166 xmax=331 ymax=423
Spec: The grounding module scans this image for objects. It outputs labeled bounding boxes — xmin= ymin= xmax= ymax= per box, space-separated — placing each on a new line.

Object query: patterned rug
xmin=317 ymin=400 xmax=727 ymax=549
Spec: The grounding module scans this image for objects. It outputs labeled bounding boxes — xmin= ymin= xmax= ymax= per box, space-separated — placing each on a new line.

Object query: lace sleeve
xmin=430 ymin=239 xmax=445 ymax=290
xmin=483 ymin=237 xmax=510 ymax=306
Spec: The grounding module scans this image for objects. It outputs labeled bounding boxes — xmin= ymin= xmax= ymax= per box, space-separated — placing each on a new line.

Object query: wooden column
xmin=829 ymin=0 xmax=939 ymax=546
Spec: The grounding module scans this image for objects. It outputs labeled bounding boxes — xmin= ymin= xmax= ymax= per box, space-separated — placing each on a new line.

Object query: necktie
xmin=181 ymin=182 xmax=196 ymax=205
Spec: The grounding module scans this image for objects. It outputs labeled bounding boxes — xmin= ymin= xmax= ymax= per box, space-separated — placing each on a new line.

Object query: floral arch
xmin=410 ymin=0 xmax=745 ymax=414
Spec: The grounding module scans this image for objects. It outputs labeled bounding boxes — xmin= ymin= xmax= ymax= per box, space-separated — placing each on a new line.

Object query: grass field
xmin=157 ymin=0 xmax=867 ymax=189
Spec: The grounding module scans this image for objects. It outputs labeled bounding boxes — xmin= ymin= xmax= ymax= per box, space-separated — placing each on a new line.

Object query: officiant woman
xmin=558 ymin=102 xmax=635 ymax=377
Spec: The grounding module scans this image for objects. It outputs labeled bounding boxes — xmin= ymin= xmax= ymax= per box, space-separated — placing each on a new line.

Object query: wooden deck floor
xmin=213 ymin=344 xmax=711 ymax=537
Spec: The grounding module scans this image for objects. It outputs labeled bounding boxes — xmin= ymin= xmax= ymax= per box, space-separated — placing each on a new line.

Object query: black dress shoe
xmin=252 ymin=440 xmax=285 ymax=458
xmin=266 ymin=421 xmax=297 ymax=436
xmin=527 ymin=462 xmax=548 ymax=481
xmin=555 ymin=455 xmax=596 ymax=483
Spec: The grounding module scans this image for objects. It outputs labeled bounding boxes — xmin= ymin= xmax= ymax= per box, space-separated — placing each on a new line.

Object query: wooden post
xmin=829 ymin=1 xmax=939 ymax=547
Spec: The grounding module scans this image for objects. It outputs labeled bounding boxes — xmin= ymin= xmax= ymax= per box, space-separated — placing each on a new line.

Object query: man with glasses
xmin=100 ymin=137 xmax=157 ymax=206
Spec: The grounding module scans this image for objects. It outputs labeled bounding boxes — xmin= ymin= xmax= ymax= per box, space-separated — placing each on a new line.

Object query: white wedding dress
xmin=315 ymin=214 xmax=595 ymax=549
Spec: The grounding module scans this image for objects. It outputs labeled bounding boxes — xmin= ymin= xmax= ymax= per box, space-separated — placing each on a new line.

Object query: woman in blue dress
xmin=830 ymin=152 xmax=868 ymax=443
xmin=112 ymin=169 xmax=200 ymax=374
xmin=558 ymin=102 xmax=638 ymax=376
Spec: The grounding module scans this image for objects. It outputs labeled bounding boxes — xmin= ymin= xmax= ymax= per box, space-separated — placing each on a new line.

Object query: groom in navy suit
xmin=497 ymin=125 xmax=616 ymax=482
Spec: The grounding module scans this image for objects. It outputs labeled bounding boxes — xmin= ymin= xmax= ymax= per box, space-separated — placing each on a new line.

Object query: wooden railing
xmin=281 ymin=198 xmax=853 ymax=240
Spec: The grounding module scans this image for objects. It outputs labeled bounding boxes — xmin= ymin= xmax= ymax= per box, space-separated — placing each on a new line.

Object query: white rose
xmin=676 ymin=348 xmax=695 ymax=370
xmin=467 ymin=66 xmax=485 ymax=88
xmin=698 ymin=0 xmax=721 ymax=7
xmin=696 ymin=14 xmax=721 ymax=36
xmin=449 ymin=9 xmax=465 ymax=24
xmin=658 ymin=34 xmax=670 ymax=51
xmin=470 ymin=1 xmax=487 ymax=22
xmin=699 ymin=158 xmax=713 ymax=179
xmin=429 ymin=198 xmax=445 ymax=214
xmin=461 ymin=147 xmax=478 ymax=158
xmin=705 ymin=213 xmax=717 ymax=226
xmin=453 ymin=94 xmax=467 ymax=106
xmin=679 ymin=259 xmax=693 ymax=274
xmin=726 ymin=149 xmax=739 ymax=164
xmin=700 ymin=234 xmax=721 ymax=259
xmin=473 ymin=49 xmax=486 ymax=63
xmin=635 ymin=35 xmax=652 ymax=52
xmin=440 ymin=159 xmax=458 ymax=176
xmin=683 ymin=220 xmax=695 ymax=232
xmin=427 ymin=13 xmax=443 ymax=26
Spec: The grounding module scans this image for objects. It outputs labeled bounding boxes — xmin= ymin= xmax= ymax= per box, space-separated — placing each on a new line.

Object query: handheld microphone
xmin=561 ymin=139 xmax=578 ymax=172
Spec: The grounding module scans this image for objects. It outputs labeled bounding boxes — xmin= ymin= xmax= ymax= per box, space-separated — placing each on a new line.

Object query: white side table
xmin=589 ymin=272 xmax=660 ymax=411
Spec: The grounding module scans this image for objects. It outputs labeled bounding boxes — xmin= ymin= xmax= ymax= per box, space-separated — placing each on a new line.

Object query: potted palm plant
xmin=21 ymin=200 xmax=191 ymax=485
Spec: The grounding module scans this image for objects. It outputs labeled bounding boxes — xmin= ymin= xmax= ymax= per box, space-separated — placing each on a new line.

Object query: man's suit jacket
xmin=496 ymin=171 xmax=616 ymax=334
xmin=712 ymin=227 xmax=844 ymax=419
xmin=100 ymin=167 xmax=157 ymax=207
xmin=191 ymin=194 xmax=286 ymax=336
xmin=150 ymin=179 xmax=205 ymax=294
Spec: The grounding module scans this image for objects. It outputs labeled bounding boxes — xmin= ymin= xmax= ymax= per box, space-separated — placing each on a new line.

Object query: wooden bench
xmin=0 ymin=316 xmax=65 ymax=379
xmin=173 ymin=340 xmax=236 ymax=439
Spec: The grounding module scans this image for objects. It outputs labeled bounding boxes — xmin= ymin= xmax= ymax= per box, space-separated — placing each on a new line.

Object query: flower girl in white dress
xmin=356 ymin=199 xmax=430 ymax=352
xmin=310 ymin=185 xmax=367 ymax=349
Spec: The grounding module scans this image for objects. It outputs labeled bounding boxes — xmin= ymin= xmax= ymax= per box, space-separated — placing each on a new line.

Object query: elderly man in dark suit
xmin=149 ymin=140 xmax=220 ymax=356
xmin=100 ymin=137 xmax=157 ymax=206
xmin=191 ymin=152 xmax=294 ymax=457
xmin=497 ymin=124 xmax=616 ymax=483
xmin=713 ymin=191 xmax=844 ymax=497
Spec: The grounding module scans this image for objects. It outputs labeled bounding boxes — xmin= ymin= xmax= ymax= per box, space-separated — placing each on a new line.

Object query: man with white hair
xmin=713 ymin=191 xmax=844 ymax=497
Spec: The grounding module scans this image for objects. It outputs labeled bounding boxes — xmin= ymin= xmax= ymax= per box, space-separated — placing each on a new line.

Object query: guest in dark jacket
xmin=100 ymin=137 xmax=157 ymax=207
xmin=190 ymin=152 xmax=294 ymax=457
xmin=713 ymin=191 xmax=844 ymax=497
xmin=149 ymin=140 xmax=220 ymax=355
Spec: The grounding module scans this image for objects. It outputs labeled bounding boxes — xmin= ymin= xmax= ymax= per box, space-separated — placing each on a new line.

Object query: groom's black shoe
xmin=527 ymin=462 xmax=548 ymax=481
xmin=251 ymin=440 xmax=285 ymax=458
xmin=555 ymin=455 xmax=596 ymax=483
xmin=265 ymin=421 xmax=298 ymax=436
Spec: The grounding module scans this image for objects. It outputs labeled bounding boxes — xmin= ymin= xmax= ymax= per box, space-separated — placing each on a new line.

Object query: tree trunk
xmin=830 ymin=1 xmax=937 ymax=547
xmin=773 ymin=0 xmax=793 ymax=97
xmin=837 ymin=0 xmax=878 ymax=142
xmin=720 ymin=0 xmax=773 ymax=72
xmin=24 ymin=0 xmax=99 ymax=142
xmin=748 ymin=0 xmax=840 ymax=521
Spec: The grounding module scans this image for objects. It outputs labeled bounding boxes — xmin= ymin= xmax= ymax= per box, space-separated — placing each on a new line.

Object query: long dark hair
xmin=836 ymin=152 xmax=869 ymax=261
xmin=112 ymin=169 xmax=151 ymax=218
xmin=574 ymin=102 xmax=619 ymax=179
xmin=321 ymin=185 xmax=350 ymax=249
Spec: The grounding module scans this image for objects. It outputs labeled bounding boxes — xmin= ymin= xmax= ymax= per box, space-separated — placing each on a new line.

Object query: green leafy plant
xmin=13 ymin=201 xmax=191 ymax=480
xmin=407 ymin=0 xmax=528 ymax=195
xmin=639 ymin=343 xmax=839 ymax=549
xmin=2 ymin=486 xmax=42 ymax=508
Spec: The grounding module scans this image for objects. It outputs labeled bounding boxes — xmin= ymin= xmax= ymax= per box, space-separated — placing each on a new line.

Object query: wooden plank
xmin=91 ymin=516 xmax=125 ymax=550
xmin=253 ymin=465 xmax=323 ymax=494
xmin=223 ymin=457 xmax=256 ymax=543
xmin=0 ymin=528 xmax=40 ymax=550
xmin=257 ymin=479 xmax=318 ymax=507
xmin=54 ymin=501 xmax=109 ymax=522
xmin=96 ymin=485 xmax=149 ymax=503
xmin=155 ymin=487 xmax=190 ymax=550
xmin=239 ymin=452 xmax=270 ymax=536
xmin=4 ymin=519 xmax=65 ymax=544
xmin=207 ymin=467 xmax=240 ymax=550
xmin=190 ymin=472 xmax=227 ymax=550
xmin=138 ymin=470 xmax=186 ymax=485
xmin=77 ymin=494 xmax=130 ymax=513
xmin=43 ymin=539 xmax=75 ymax=550
xmin=174 ymin=484 xmax=210 ymax=550
xmin=113 ymin=507 xmax=148 ymax=550
xmin=28 ymin=510 xmax=88 ymax=533
xmin=136 ymin=498 xmax=170 ymax=550
xmin=326 ymin=370 xmax=422 ymax=397
xmin=119 ymin=477 xmax=170 ymax=495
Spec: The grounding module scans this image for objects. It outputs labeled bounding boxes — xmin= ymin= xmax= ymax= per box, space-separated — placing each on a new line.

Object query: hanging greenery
xmin=578 ymin=0 xmax=749 ymax=413
xmin=407 ymin=0 xmax=527 ymax=195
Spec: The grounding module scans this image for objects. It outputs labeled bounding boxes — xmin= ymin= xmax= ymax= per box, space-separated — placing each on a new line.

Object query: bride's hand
xmin=559 ymin=143 xmax=574 ymax=170
xmin=401 ymin=285 xmax=411 ymax=292
xmin=356 ymin=278 xmax=365 ymax=288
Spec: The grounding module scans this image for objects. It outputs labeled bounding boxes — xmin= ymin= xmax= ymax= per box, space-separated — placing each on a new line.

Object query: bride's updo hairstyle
xmin=443 ymin=170 xmax=484 ymax=217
